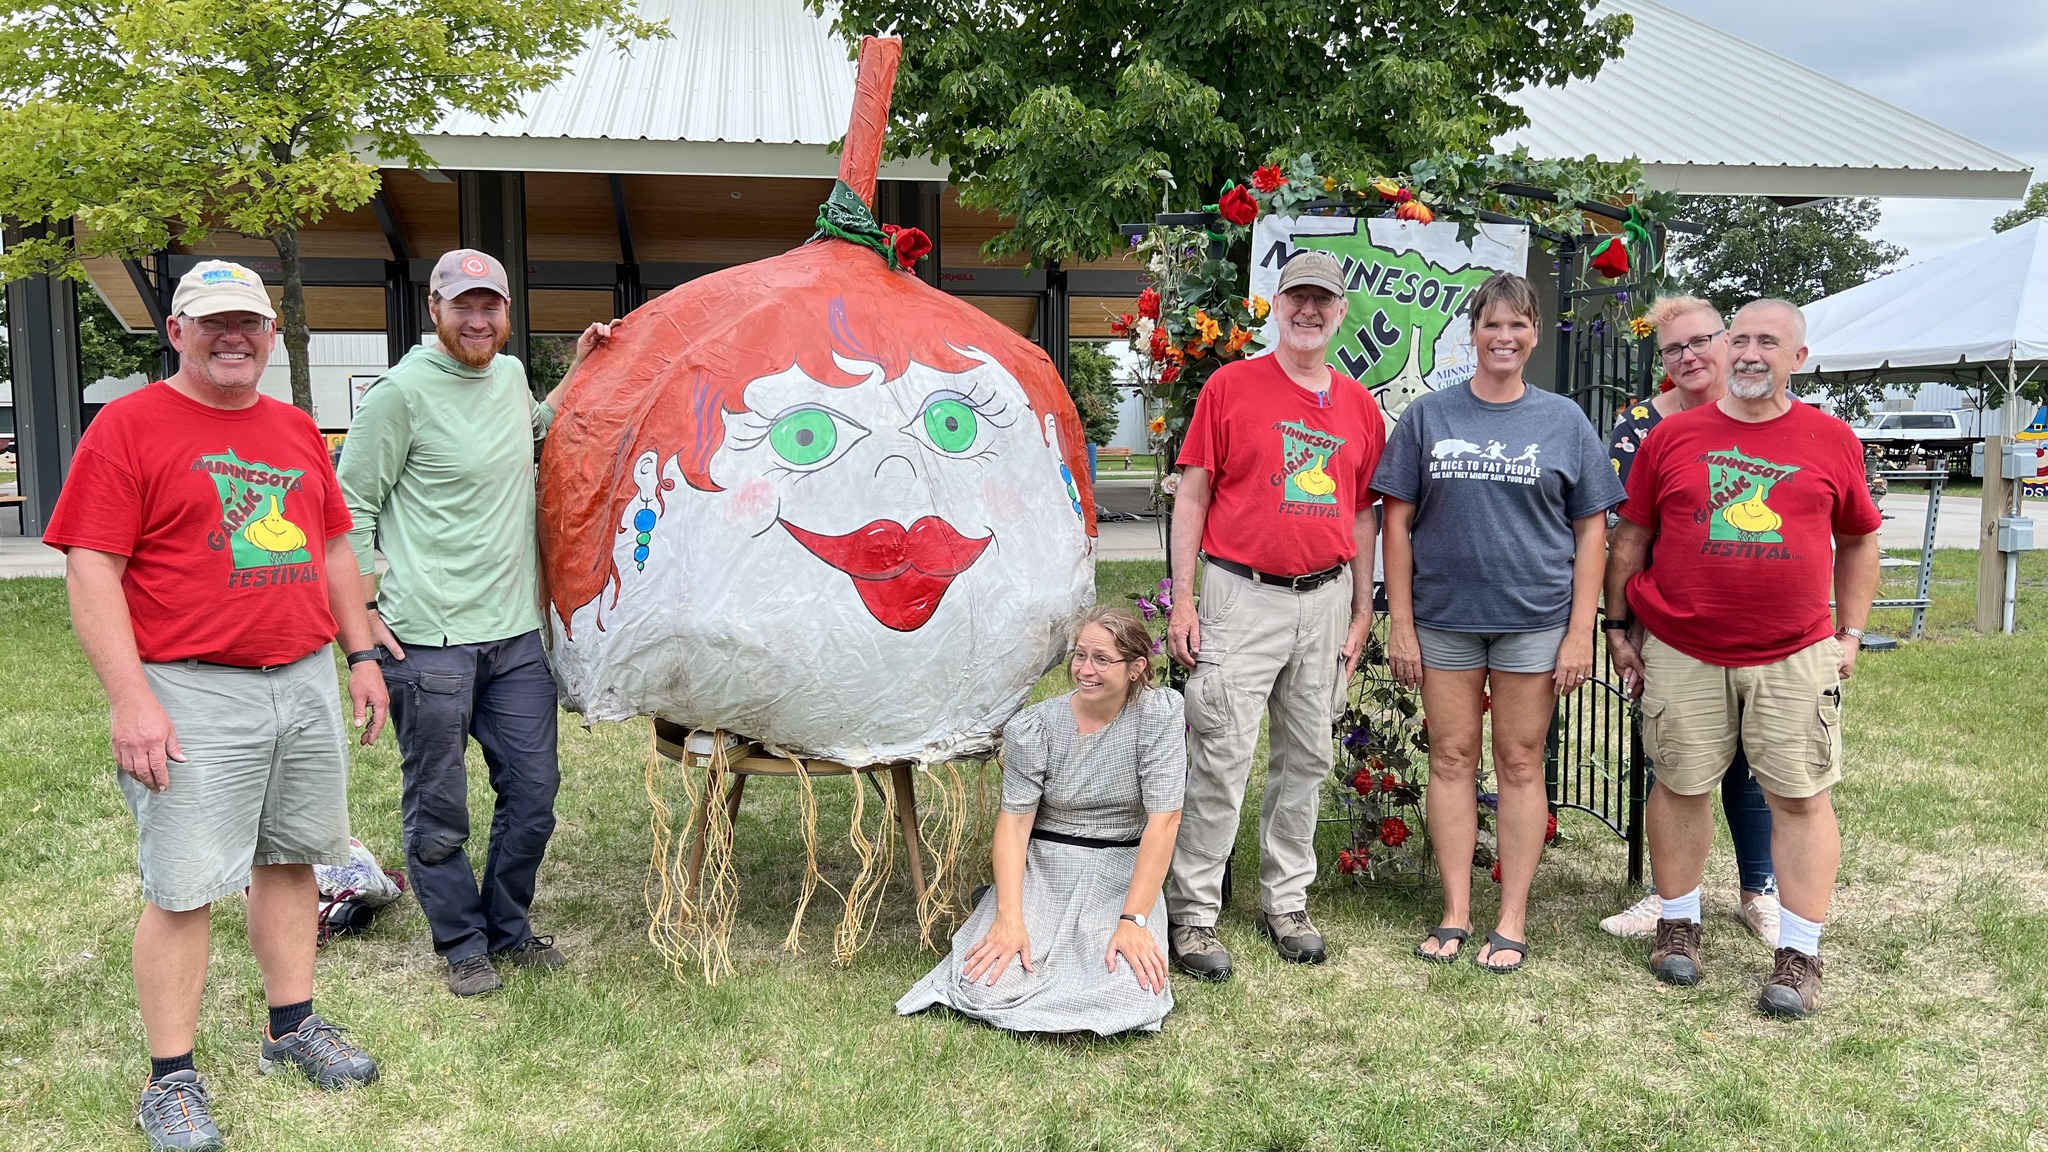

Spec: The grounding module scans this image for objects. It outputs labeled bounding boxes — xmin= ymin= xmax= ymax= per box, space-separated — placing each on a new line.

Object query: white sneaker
xmin=1600 ymin=892 xmax=1662 ymax=938
xmin=1738 ymin=892 xmax=1782 ymax=947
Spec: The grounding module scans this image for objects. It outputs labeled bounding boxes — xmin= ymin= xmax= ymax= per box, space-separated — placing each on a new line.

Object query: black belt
xmin=1205 ymin=554 xmax=1346 ymax=593
xmin=183 ymin=658 xmax=299 ymax=673
xmin=1030 ymin=828 xmax=1142 ymax=850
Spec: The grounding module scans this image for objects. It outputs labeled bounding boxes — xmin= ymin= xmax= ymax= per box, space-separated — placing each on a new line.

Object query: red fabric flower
xmin=1351 ymin=769 xmax=1374 ymax=795
xmin=1218 ymin=185 xmax=1258 ymax=226
xmin=1394 ymin=200 xmax=1434 ymax=225
xmin=1109 ymin=312 xmax=1135 ymax=337
xmin=1490 ymin=860 xmax=1503 ymax=884
xmin=1137 ymin=287 xmax=1161 ymax=320
xmin=1159 ymin=363 xmax=1180 ymax=386
xmin=1336 ymin=848 xmax=1357 ymax=875
xmin=1378 ymin=816 xmax=1410 ymax=848
xmin=1591 ymin=237 xmax=1630 ymax=278
xmin=879 ymin=223 xmax=933 ymax=268
xmin=1379 ymin=772 xmax=1399 ymax=794
xmin=1251 ymin=165 xmax=1286 ymax=193
xmin=1480 ymin=692 xmax=1491 ymax=714
xmin=1545 ymin=812 xmax=1559 ymax=844
xmin=1148 ymin=327 xmax=1170 ymax=362
xmin=1657 ymin=373 xmax=1676 ymax=393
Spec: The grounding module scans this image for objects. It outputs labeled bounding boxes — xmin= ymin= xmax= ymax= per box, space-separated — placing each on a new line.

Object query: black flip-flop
xmin=1473 ymin=930 xmax=1528 ymax=974
xmin=1414 ymin=926 xmax=1470 ymax=964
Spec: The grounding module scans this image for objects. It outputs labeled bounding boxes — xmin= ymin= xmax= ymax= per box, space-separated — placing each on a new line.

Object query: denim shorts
xmin=119 ymin=648 xmax=352 ymax=911
xmin=1414 ymin=624 xmax=1568 ymax=674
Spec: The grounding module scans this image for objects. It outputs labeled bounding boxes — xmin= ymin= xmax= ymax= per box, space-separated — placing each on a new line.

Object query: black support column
xmin=3 ymin=221 xmax=84 ymax=535
xmin=456 ymin=171 xmax=529 ymax=369
xmin=1041 ymin=259 xmax=1070 ymax=382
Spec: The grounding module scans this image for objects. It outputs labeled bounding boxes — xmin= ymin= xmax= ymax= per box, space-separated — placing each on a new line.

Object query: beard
xmin=436 ymin=313 xmax=509 ymax=369
xmin=1727 ymin=363 xmax=1777 ymax=400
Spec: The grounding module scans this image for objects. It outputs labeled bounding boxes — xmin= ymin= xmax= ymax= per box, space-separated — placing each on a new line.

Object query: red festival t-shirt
xmin=1618 ymin=399 xmax=1880 ymax=667
xmin=44 ymin=382 xmax=352 ymax=666
xmin=1177 ymin=354 xmax=1386 ymax=576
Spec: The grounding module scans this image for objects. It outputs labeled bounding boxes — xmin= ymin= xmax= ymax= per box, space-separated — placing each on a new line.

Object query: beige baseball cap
xmin=171 ymin=260 xmax=276 ymax=319
xmin=1276 ymin=250 xmax=1346 ymax=297
xmin=430 ymin=248 xmax=510 ymax=299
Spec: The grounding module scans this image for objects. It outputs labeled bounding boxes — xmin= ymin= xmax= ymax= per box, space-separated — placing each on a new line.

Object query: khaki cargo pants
xmin=1167 ymin=563 xmax=1350 ymax=926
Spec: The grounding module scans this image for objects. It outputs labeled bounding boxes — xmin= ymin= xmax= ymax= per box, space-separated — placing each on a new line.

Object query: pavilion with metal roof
xmin=4 ymin=0 xmax=2032 ymax=533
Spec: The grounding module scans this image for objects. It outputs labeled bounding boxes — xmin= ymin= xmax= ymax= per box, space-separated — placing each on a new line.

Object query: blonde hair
xmin=1644 ymin=295 xmax=1721 ymax=332
xmin=1071 ymin=605 xmax=1154 ymax=697
xmin=1466 ymin=272 xmax=1541 ymax=327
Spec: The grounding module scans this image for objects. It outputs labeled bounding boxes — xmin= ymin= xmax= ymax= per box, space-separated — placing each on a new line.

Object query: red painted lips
xmin=780 ymin=517 xmax=993 ymax=632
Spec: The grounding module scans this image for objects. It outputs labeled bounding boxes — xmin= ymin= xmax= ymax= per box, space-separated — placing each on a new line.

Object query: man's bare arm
xmin=65 ymin=548 xmax=181 ymax=791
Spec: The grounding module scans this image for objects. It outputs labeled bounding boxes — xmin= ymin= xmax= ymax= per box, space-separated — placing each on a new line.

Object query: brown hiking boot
xmin=1168 ymin=923 xmax=1234 ymax=982
xmin=1759 ymin=948 xmax=1823 ymax=1018
xmin=1649 ymin=918 xmax=1704 ymax=986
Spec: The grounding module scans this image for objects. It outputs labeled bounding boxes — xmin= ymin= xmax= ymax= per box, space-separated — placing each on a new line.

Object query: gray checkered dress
xmin=898 ymin=687 xmax=1186 ymax=1036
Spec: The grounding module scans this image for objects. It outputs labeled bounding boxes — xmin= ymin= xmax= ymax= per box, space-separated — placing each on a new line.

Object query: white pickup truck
xmin=1851 ymin=410 xmax=1973 ymax=448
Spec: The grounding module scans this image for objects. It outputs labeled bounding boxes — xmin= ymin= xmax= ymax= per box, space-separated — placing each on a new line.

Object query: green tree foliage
xmin=817 ymin=0 xmax=1632 ymax=264
xmin=0 ymin=284 xmax=157 ymax=393
xmin=0 ymin=0 xmax=661 ymax=413
xmin=1992 ymin=182 xmax=2048 ymax=233
xmin=1065 ymin=342 xmax=1122 ymax=446
xmin=1670 ymin=196 xmax=1905 ymax=316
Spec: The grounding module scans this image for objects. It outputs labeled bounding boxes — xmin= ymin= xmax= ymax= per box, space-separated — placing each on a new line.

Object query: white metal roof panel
xmin=1498 ymin=0 xmax=2030 ymax=197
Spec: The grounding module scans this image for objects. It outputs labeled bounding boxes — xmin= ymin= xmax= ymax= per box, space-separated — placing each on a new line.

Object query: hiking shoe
xmin=495 ymin=935 xmax=567 ymax=969
xmin=446 ymin=953 xmax=502 ymax=997
xmin=1600 ymin=892 xmax=1662 ymax=938
xmin=259 ymin=1013 xmax=378 ymax=1089
xmin=1256 ymin=909 xmax=1328 ymax=964
xmin=1738 ymin=893 xmax=1783 ymax=948
xmin=137 ymin=1070 xmax=225 ymax=1151
xmin=1759 ymin=948 xmax=1823 ymax=1018
xmin=1168 ymin=923 xmax=1234 ymax=982
xmin=1649 ymin=918 xmax=1704 ymax=986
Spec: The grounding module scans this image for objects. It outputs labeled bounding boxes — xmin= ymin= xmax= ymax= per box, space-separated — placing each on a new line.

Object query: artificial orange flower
xmin=1194 ymin=310 xmax=1221 ymax=344
xmin=1247 ymin=294 xmax=1271 ymax=321
xmin=1147 ymin=415 xmax=1167 ymax=435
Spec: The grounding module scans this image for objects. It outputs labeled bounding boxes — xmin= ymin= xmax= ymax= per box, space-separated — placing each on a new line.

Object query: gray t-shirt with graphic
xmin=1371 ymin=384 xmax=1625 ymax=631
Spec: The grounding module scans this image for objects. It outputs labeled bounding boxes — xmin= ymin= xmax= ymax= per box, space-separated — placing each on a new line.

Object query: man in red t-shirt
xmin=1163 ymin=251 xmax=1385 ymax=980
xmin=1605 ymin=298 xmax=1880 ymax=1019
xmin=44 ymin=261 xmax=388 ymax=1148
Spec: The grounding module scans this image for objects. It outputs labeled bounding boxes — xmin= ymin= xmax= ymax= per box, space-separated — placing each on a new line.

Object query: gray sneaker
xmin=1168 ymin=923 xmax=1233 ymax=982
xmin=494 ymin=934 xmax=566 ymax=969
xmin=259 ymin=1013 xmax=378 ymax=1089
xmin=1256 ymin=909 xmax=1328 ymax=964
xmin=137 ymin=1070 xmax=225 ymax=1151
xmin=447 ymin=953 xmax=502 ymax=997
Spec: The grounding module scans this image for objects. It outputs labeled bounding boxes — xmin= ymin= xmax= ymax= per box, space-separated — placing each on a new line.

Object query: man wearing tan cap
xmin=339 ymin=249 xmax=613 ymax=997
xmin=1163 ymin=250 xmax=1386 ymax=979
xmin=46 ymin=259 xmax=386 ymax=1150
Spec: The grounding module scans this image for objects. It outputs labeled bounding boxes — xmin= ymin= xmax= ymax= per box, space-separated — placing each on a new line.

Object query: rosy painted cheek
xmin=722 ymin=478 xmax=777 ymax=526
xmin=980 ymin=477 xmax=1027 ymax=527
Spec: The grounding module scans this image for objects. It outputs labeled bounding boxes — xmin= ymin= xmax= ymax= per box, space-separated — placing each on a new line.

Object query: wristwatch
xmin=1837 ymin=626 xmax=1865 ymax=641
xmin=1119 ymin=913 xmax=1148 ymax=929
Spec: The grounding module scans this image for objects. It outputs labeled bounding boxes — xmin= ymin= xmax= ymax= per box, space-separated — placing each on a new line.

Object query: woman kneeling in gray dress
xmin=898 ymin=606 xmax=1186 ymax=1035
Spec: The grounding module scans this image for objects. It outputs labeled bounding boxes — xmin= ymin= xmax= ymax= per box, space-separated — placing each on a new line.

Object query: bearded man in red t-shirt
xmin=44 ymin=261 xmax=387 ymax=1149
xmin=1163 ymin=251 xmax=1385 ymax=980
xmin=1605 ymin=298 xmax=1881 ymax=1019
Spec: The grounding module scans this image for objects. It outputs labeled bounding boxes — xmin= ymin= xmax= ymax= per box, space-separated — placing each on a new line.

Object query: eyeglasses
xmin=185 ymin=315 xmax=273 ymax=337
xmin=1659 ymin=330 xmax=1722 ymax=362
xmin=1070 ymin=652 xmax=1131 ymax=671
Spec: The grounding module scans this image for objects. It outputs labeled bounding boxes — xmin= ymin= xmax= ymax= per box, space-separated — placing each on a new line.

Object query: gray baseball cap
xmin=429 ymin=249 xmax=511 ymax=300
xmin=1276 ymin=250 xmax=1346 ymax=297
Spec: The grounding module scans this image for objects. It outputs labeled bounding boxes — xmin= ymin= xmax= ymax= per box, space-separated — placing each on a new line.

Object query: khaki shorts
xmin=1638 ymin=634 xmax=1844 ymax=800
xmin=120 ymin=648 xmax=352 ymax=911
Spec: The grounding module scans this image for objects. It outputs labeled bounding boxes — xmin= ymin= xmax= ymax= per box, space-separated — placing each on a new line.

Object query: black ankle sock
xmin=268 ymin=999 xmax=313 ymax=1038
xmin=150 ymin=1051 xmax=195 ymax=1080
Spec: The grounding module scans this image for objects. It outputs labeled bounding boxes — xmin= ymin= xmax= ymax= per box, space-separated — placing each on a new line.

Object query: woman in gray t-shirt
xmin=1369 ymin=273 xmax=1624 ymax=974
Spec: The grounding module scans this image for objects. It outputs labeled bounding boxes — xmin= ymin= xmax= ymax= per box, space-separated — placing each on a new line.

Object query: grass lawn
xmin=2 ymin=553 xmax=2045 ymax=1150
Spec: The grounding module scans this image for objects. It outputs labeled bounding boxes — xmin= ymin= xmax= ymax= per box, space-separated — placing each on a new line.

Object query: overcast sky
xmin=1656 ymin=0 xmax=2047 ymax=263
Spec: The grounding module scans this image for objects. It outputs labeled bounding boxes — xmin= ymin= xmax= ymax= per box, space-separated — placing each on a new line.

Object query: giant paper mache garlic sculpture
xmin=539 ymin=38 xmax=1096 ymax=769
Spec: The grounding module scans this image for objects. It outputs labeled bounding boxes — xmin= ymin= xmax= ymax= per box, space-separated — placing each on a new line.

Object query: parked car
xmin=1851 ymin=410 xmax=1972 ymax=446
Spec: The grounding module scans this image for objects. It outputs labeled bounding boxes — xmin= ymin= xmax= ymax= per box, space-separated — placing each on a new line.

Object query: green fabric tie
xmin=812 ymin=180 xmax=909 ymax=270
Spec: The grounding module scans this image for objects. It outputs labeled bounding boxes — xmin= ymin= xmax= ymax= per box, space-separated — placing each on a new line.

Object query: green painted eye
xmin=923 ymin=398 xmax=978 ymax=454
xmin=769 ymin=408 xmax=838 ymax=466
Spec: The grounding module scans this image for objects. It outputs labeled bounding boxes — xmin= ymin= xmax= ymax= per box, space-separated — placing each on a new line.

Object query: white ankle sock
xmin=1662 ymin=887 xmax=1702 ymax=924
xmin=1779 ymin=907 xmax=1824 ymax=956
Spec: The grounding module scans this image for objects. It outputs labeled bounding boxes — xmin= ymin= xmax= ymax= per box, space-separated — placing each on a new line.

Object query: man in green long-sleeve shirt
xmin=339 ymin=248 xmax=611 ymax=997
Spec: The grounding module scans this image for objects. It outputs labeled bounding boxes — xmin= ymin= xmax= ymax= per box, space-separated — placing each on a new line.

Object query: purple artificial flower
xmin=1617 ymin=290 xmax=1629 ymax=303
xmin=1477 ymin=792 xmax=1499 ymax=811
xmin=1135 ymin=596 xmax=1157 ymax=621
xmin=1159 ymin=578 xmax=1172 ymax=592
xmin=1342 ymin=723 xmax=1373 ymax=754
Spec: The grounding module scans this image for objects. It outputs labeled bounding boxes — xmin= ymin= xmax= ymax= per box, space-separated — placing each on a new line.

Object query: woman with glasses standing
xmin=1599 ymin=295 xmax=1781 ymax=946
xmin=899 ymin=606 xmax=1186 ymax=1035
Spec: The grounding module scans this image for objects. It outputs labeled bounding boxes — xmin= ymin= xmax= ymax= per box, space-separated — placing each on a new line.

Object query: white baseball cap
xmin=171 ymin=260 xmax=276 ymax=319
xmin=430 ymin=249 xmax=511 ymax=300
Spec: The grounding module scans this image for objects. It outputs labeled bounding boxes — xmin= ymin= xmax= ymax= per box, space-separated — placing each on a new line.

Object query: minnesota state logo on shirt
xmin=193 ymin=449 xmax=319 ymax=585
xmin=1699 ymin=446 xmax=1800 ymax=551
xmin=1274 ymin=420 xmax=1345 ymax=510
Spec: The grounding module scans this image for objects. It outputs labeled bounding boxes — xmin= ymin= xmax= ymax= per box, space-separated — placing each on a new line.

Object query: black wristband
xmin=1601 ymin=618 xmax=1633 ymax=631
xmin=345 ymin=649 xmax=380 ymax=667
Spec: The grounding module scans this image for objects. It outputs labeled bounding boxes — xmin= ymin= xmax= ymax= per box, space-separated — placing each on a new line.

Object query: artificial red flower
xmin=1109 ymin=312 xmax=1135 ymax=337
xmin=1380 ymin=772 xmax=1399 ymax=794
xmin=1218 ymin=185 xmax=1258 ymax=226
xmin=1545 ymin=812 xmax=1559 ymax=844
xmin=1148 ymin=327 xmax=1170 ymax=362
xmin=1352 ymin=769 xmax=1375 ymax=796
xmin=1379 ymin=816 xmax=1410 ymax=848
xmin=1394 ymin=200 xmax=1434 ymax=225
xmin=1657 ymin=373 xmax=1675 ymax=393
xmin=879 ymin=223 xmax=933 ymax=267
xmin=1481 ymin=693 xmax=1491 ymax=713
xmin=1336 ymin=848 xmax=1357 ymax=875
xmin=1490 ymin=860 xmax=1503 ymax=884
xmin=1591 ymin=237 xmax=1630 ymax=278
xmin=1251 ymin=165 xmax=1286 ymax=193
xmin=1159 ymin=363 xmax=1181 ymax=386
xmin=1137 ymin=287 xmax=1161 ymax=320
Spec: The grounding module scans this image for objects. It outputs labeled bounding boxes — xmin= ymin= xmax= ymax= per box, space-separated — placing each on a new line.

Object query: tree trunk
xmin=272 ymin=224 xmax=314 ymax=415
